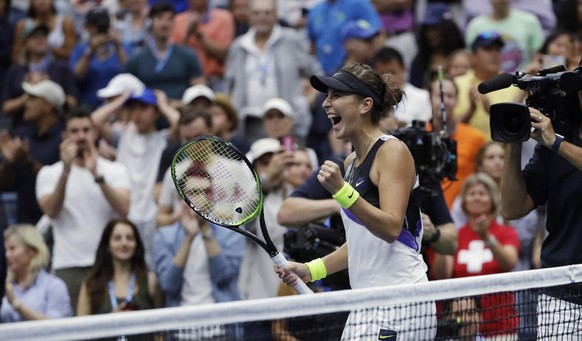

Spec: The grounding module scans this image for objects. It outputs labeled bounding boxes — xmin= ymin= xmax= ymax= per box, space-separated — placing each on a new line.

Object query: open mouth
xmin=328 ymin=114 xmax=342 ymax=126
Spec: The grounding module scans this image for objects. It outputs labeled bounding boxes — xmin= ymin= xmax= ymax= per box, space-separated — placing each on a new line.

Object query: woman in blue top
xmin=277 ymin=63 xmax=436 ymax=340
xmin=70 ymin=8 xmax=130 ymax=109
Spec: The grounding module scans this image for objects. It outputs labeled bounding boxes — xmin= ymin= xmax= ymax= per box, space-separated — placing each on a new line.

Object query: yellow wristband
xmin=332 ymin=182 xmax=359 ymax=209
xmin=306 ymin=258 xmax=327 ymax=282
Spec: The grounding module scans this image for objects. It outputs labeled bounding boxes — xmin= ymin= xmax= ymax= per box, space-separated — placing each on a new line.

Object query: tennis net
xmin=1 ymin=265 xmax=581 ymax=340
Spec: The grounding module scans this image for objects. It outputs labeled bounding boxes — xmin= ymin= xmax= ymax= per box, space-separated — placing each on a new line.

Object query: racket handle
xmin=271 ymin=252 xmax=314 ymax=295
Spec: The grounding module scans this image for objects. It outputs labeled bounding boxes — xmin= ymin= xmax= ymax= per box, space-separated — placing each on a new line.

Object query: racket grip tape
xmin=271 ymin=252 xmax=314 ymax=295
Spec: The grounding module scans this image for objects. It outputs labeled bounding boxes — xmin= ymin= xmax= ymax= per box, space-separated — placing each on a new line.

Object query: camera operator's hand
xmin=529 ymin=107 xmax=557 ymax=148
xmin=318 ymin=160 xmax=344 ymax=195
xmin=421 ymin=213 xmax=437 ymax=241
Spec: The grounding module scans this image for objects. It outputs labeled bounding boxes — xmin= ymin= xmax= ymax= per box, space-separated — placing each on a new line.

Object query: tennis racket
xmin=171 ymin=135 xmax=313 ymax=295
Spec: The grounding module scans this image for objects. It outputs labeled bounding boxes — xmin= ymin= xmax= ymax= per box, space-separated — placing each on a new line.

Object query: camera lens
xmin=502 ymin=113 xmax=524 ymax=134
xmin=490 ymin=103 xmax=532 ymax=143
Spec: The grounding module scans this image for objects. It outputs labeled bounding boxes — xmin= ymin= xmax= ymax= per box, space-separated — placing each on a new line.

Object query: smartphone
xmin=280 ymin=135 xmax=297 ymax=152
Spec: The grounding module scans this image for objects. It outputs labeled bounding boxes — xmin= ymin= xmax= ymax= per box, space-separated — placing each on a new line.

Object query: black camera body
xmin=284 ymin=215 xmax=350 ymax=289
xmin=87 ymin=8 xmax=111 ymax=34
xmin=284 ymin=222 xmax=345 ymax=263
xmin=393 ymin=121 xmax=457 ymax=195
xmin=488 ymin=66 xmax=582 ymax=143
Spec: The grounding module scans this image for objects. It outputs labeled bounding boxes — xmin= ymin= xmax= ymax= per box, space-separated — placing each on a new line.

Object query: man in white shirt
xmin=36 ymin=110 xmax=131 ymax=312
xmin=114 ymin=88 xmax=179 ymax=268
xmin=373 ymin=47 xmax=432 ymax=126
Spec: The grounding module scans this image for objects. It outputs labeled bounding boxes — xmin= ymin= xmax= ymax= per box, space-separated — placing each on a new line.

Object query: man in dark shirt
xmin=0 ymin=80 xmax=65 ymax=224
xmin=501 ymin=104 xmax=582 ymax=337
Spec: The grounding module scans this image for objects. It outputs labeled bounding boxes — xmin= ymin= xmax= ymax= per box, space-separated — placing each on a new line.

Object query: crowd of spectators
xmin=0 ymin=0 xmax=579 ymax=339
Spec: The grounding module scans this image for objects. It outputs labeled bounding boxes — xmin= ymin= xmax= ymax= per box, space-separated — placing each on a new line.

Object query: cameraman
xmin=501 ymin=106 xmax=582 ymax=337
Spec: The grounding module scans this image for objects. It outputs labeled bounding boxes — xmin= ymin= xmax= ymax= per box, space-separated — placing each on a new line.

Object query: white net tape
xmin=1 ymin=265 xmax=581 ymax=340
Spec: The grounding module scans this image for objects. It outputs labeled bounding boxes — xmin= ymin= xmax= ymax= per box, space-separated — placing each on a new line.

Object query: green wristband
xmin=332 ymin=182 xmax=359 ymax=209
xmin=306 ymin=258 xmax=327 ymax=282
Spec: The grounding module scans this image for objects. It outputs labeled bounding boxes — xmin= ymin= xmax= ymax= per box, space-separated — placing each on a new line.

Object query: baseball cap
xmin=22 ymin=23 xmax=49 ymax=40
xmin=310 ymin=71 xmax=383 ymax=110
xmin=181 ymin=84 xmax=215 ymax=105
xmin=245 ymin=138 xmax=281 ymax=163
xmin=97 ymin=73 xmax=145 ymax=99
xmin=126 ymin=88 xmax=157 ymax=106
xmin=471 ymin=31 xmax=505 ymax=51
xmin=341 ymin=20 xmax=379 ymax=42
xmin=22 ymin=80 xmax=66 ymax=109
xmin=421 ymin=2 xmax=454 ymax=25
xmin=262 ymin=98 xmax=294 ymax=120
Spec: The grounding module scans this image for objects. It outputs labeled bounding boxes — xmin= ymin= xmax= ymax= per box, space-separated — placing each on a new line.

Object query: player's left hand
xmin=318 ymin=160 xmax=344 ymax=195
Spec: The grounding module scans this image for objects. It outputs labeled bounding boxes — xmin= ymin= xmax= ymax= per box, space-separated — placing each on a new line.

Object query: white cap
xmin=245 ymin=138 xmax=281 ymax=163
xmin=22 ymin=80 xmax=66 ymax=109
xmin=263 ymin=97 xmax=294 ymax=119
xmin=181 ymin=84 xmax=215 ymax=105
xmin=97 ymin=73 xmax=145 ymax=99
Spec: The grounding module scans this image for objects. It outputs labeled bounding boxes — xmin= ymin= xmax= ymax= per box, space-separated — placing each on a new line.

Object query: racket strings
xmin=174 ymin=140 xmax=261 ymax=225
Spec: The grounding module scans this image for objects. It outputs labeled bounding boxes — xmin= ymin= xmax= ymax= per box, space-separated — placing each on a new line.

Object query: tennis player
xmin=276 ymin=63 xmax=437 ymax=340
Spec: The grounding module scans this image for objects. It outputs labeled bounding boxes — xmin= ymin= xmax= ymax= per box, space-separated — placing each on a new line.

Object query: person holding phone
xmin=261 ymin=97 xmax=318 ymax=169
xmin=36 ymin=110 xmax=131 ymax=312
xmin=70 ymin=8 xmax=130 ymax=110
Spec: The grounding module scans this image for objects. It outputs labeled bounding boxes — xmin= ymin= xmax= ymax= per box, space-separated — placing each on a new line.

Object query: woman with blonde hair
xmin=451 ymin=141 xmax=543 ymax=271
xmin=1 ymin=224 xmax=72 ymax=322
xmin=435 ymin=173 xmax=520 ymax=338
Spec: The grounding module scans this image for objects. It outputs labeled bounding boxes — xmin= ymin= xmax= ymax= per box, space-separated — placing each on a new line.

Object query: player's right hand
xmin=275 ymin=261 xmax=311 ymax=286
